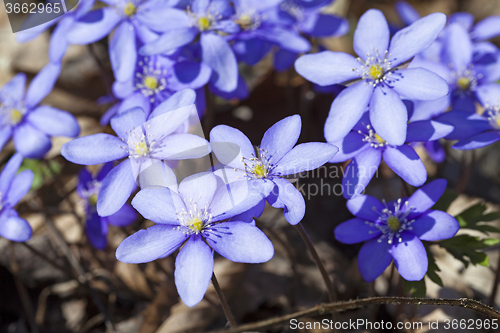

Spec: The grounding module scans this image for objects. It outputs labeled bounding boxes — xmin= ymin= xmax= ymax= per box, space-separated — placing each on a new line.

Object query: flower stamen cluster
xmin=123 ymin=127 xmax=156 ymax=159
xmin=367 ymin=198 xmax=415 ymax=244
xmin=1 ymin=102 xmax=26 ymax=127
xmin=80 ymin=179 xmax=102 ymax=208
xmin=234 ymin=12 xmax=260 ymax=30
xmin=10 ymin=109 xmax=24 ymax=125
xmin=123 ymin=2 xmax=137 ymax=17
xmin=451 ymin=65 xmax=481 ymax=92
xmin=359 ymin=124 xmax=387 ymax=148
xmin=485 ymin=104 xmax=500 ymax=130
xmin=175 ymin=197 xmax=213 ymax=235
xmin=135 ymin=58 xmax=167 ymax=102
xmin=240 ymin=147 xmax=274 ymax=179
xmin=187 ymin=6 xmax=221 ymax=31
xmin=353 ymin=49 xmax=393 ymax=87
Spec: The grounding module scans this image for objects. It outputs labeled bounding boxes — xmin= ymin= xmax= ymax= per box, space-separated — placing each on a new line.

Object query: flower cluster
xmin=5 ymin=0 xmax=500 ymax=312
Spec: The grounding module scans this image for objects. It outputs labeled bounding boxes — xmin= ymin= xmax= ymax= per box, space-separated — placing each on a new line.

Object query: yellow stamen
xmin=369 ymin=65 xmax=384 ymax=80
xmin=134 ymin=141 xmax=149 ymax=156
xmin=374 ymin=133 xmax=386 ymax=144
xmin=235 ymin=14 xmax=253 ymax=30
xmin=457 ymin=77 xmax=471 ymax=90
xmin=124 ymin=2 xmax=136 ymax=16
xmin=197 ymin=16 xmax=211 ymax=31
xmin=188 ymin=217 xmax=203 ymax=233
xmin=88 ymin=194 xmax=98 ymax=206
xmin=143 ymin=76 xmax=158 ymax=90
xmin=253 ymin=163 xmax=267 ymax=178
xmin=10 ymin=109 xmax=23 ymax=125
xmin=387 ymin=216 xmax=401 ymax=231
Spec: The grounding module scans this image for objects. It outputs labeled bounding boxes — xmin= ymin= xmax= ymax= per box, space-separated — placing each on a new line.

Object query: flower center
xmin=367 ymin=199 xmax=415 ymax=244
xmin=374 ymin=133 xmax=385 ymax=144
xmin=386 ymin=215 xmax=400 ymax=231
xmin=188 ymin=217 xmax=203 ymax=233
xmin=197 ymin=16 xmax=211 ymax=31
xmin=241 ymin=147 xmax=274 ymax=179
xmin=143 ymin=76 xmax=158 ymax=90
xmin=10 ymin=109 xmax=23 ymax=125
xmin=369 ymin=65 xmax=384 ymax=80
xmin=253 ymin=162 xmax=267 ymax=178
xmin=360 ymin=125 xmax=387 ymax=148
xmin=457 ymin=77 xmax=471 ymax=90
xmin=134 ymin=140 xmax=149 ymax=157
xmin=176 ymin=199 xmax=212 ymax=235
xmin=235 ymin=14 xmax=256 ymax=30
xmin=135 ymin=58 xmax=168 ymax=102
xmin=88 ymin=193 xmax=98 ymax=206
xmin=354 ymin=50 xmax=394 ymax=87
xmin=127 ymin=129 xmax=154 ymax=159
xmin=452 ymin=66 xmax=480 ymax=93
xmin=124 ymin=2 xmax=136 ymax=16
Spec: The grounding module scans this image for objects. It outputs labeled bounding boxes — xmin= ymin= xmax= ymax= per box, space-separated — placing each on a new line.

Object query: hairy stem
xmin=212 ymin=273 xmax=237 ymax=328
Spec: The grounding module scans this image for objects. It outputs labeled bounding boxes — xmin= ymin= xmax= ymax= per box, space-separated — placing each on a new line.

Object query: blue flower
xmin=295 ymin=9 xmax=449 ymax=146
xmin=78 ymin=163 xmax=137 ymax=250
xmin=230 ymin=0 xmax=311 ymax=66
xmin=329 ymin=109 xmax=453 ymax=199
xmin=410 ymin=23 xmax=500 ymax=113
xmin=435 ymin=85 xmax=500 ymax=150
xmin=16 ymin=0 xmax=96 ymax=63
xmin=0 ymin=65 xmax=80 ymax=158
xmin=335 ymin=179 xmax=459 ymax=281
xmin=61 ymin=90 xmax=211 ymax=216
xmin=106 ymin=54 xmax=212 ymax=122
xmin=274 ymin=0 xmax=349 ymax=71
xmin=210 ymin=115 xmax=338 ymax=225
xmin=0 ymin=154 xmax=34 ymax=242
xmin=396 ymin=1 xmax=500 ymax=42
xmin=116 ymin=171 xmax=274 ymax=307
xmin=67 ymin=0 xmax=179 ymax=83
xmin=140 ymin=0 xmax=240 ymax=92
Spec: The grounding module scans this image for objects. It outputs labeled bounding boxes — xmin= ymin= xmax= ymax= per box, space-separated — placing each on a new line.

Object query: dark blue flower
xmin=230 ymin=0 xmax=311 ymax=67
xmin=0 ymin=65 xmax=80 ymax=158
xmin=329 ymin=109 xmax=453 ymax=199
xmin=116 ymin=171 xmax=274 ymax=307
xmin=335 ymin=179 xmax=459 ymax=281
xmin=0 ymin=153 xmax=34 ymax=242
xmin=78 ymin=162 xmax=137 ymax=250
xmin=295 ymin=9 xmax=449 ymax=146
xmin=274 ymin=0 xmax=349 ymax=71
xmin=435 ymin=85 xmax=500 ymax=149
